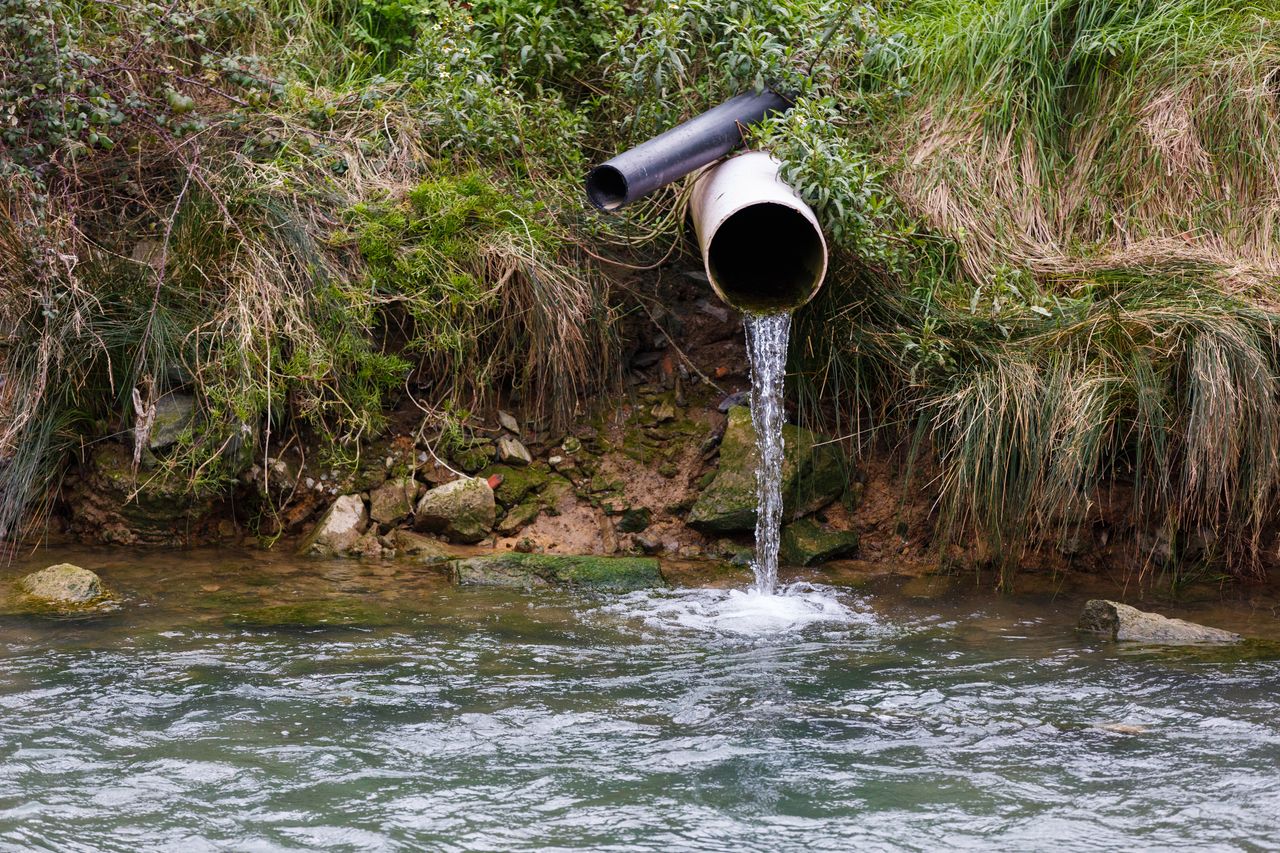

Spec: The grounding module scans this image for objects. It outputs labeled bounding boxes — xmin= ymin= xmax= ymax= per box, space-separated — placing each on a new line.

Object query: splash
xmin=600 ymin=584 xmax=871 ymax=636
xmin=744 ymin=312 xmax=792 ymax=594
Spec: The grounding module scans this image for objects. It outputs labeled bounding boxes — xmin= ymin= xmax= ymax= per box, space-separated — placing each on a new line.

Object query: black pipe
xmin=585 ymin=88 xmax=792 ymax=212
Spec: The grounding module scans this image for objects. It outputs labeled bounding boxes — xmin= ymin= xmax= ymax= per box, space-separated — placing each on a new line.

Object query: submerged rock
xmin=299 ymin=494 xmax=368 ymax=557
xmin=1077 ymin=600 xmax=1242 ymax=645
xmin=414 ymin=477 xmax=495 ymax=544
xmin=17 ymin=563 xmax=104 ymax=604
xmin=451 ymin=554 xmax=663 ymax=591
xmin=780 ymin=518 xmax=859 ymax=566
xmin=368 ymin=477 xmax=418 ymax=525
xmin=389 ymin=529 xmax=453 ymax=564
xmin=226 ymin=599 xmax=395 ymax=631
xmin=688 ymin=406 xmax=847 ymax=533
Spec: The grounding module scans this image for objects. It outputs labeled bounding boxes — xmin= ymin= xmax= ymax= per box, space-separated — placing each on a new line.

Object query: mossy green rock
xmin=17 ymin=563 xmax=105 ymax=604
xmin=496 ymin=498 xmax=542 ymax=534
xmin=780 ymin=519 xmax=859 ymax=566
xmin=688 ymin=407 xmax=847 ymax=533
xmin=450 ymin=554 xmax=663 ymax=591
xmin=479 ymin=463 xmax=550 ymax=507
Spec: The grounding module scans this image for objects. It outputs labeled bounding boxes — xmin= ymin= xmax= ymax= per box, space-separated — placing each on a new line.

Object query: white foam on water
xmin=601 ymin=583 xmax=875 ymax=637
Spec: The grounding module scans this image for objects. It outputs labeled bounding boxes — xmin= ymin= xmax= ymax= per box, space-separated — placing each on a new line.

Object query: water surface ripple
xmin=1 ymin=582 xmax=1278 ymax=851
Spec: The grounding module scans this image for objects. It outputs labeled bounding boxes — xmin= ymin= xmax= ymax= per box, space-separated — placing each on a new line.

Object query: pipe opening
xmin=706 ymin=202 xmax=825 ymax=312
xmin=586 ymin=165 xmax=628 ymax=211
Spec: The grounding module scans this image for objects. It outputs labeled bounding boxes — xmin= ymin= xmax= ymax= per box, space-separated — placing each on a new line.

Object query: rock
xmin=349 ymin=531 xmax=384 ymax=559
xmin=299 ymin=494 xmax=368 ymax=556
xmin=149 ymin=392 xmax=197 ymax=450
xmin=17 ymin=564 xmax=104 ymax=604
xmin=651 ymin=400 xmax=676 ymax=422
xmin=414 ymin=477 xmax=495 ymax=544
xmin=717 ymin=390 xmax=749 ymax=413
xmin=1077 ymin=600 xmax=1242 ymax=645
xmin=617 ymin=507 xmax=652 ymax=533
xmin=452 ymin=441 xmax=496 ymax=473
xmin=688 ymin=406 xmax=847 ymax=533
xmin=450 ymin=554 xmax=663 ymax=591
xmin=780 ymin=518 xmax=859 ymax=566
xmin=368 ymin=477 xmax=418 ymax=525
xmin=496 ymin=498 xmax=542 ymax=534
xmin=497 ymin=435 xmax=532 ymax=466
xmin=561 ymin=436 xmax=583 ymax=454
xmin=479 ymin=463 xmax=550 ymax=507
xmin=390 ymin=529 xmax=452 ymax=564
xmin=497 ymin=410 xmax=521 ymax=435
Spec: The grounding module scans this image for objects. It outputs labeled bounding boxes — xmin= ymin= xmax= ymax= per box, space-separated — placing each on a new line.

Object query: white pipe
xmin=689 ymin=151 xmax=828 ymax=312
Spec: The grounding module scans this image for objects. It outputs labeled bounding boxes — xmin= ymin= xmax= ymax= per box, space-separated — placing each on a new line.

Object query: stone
xmin=780 ymin=518 xmax=860 ymax=566
xmin=687 ymin=406 xmax=847 ymax=533
xmin=498 ymin=410 xmax=521 ymax=434
xmin=299 ymin=494 xmax=368 ymax=556
xmin=17 ymin=564 xmax=104 ymax=604
xmin=148 ymin=392 xmax=197 ymax=450
xmin=561 ymin=436 xmax=583 ymax=454
xmin=450 ymin=554 xmax=663 ymax=591
xmin=349 ymin=531 xmax=384 ymax=559
xmin=452 ymin=441 xmax=496 ymax=473
xmin=414 ymin=477 xmax=495 ymax=544
xmin=497 ymin=435 xmax=532 ymax=466
xmin=479 ymin=464 xmax=549 ymax=507
xmin=390 ymin=529 xmax=452 ymax=564
xmin=1077 ymin=600 xmax=1242 ymax=645
xmin=651 ymin=400 xmax=676 ymax=422
xmin=368 ymin=477 xmax=418 ymax=525
xmin=496 ymin=498 xmax=542 ymax=534
xmin=617 ymin=507 xmax=652 ymax=533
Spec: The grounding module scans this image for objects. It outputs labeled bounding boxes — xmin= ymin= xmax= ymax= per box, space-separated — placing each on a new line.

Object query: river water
xmin=2 ymin=550 xmax=1279 ymax=850
xmin=744 ymin=312 xmax=791 ymax=595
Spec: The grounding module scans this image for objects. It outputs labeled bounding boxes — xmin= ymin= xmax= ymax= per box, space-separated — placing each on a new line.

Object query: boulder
xmin=497 ymin=435 xmax=533 ymax=466
xmin=617 ymin=507 xmax=652 ymax=533
xmin=368 ymin=477 xmax=418 ymax=525
xmin=450 ymin=554 xmax=663 ymax=592
xmin=688 ymin=406 xmax=847 ymax=533
xmin=299 ymin=494 xmax=368 ymax=556
xmin=414 ymin=477 xmax=495 ymax=544
xmin=18 ymin=564 xmax=104 ymax=604
xmin=780 ymin=518 xmax=859 ymax=566
xmin=1077 ymin=600 xmax=1242 ymax=645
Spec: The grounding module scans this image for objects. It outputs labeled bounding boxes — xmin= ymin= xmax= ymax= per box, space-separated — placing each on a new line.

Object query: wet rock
xmin=389 ymin=529 xmax=452 ymax=564
xmin=717 ymin=390 xmax=750 ymax=413
xmin=349 ymin=531 xmax=384 ymax=559
xmin=498 ymin=410 xmax=521 ymax=435
xmin=479 ymin=464 xmax=549 ymax=507
xmin=414 ymin=477 xmax=495 ymax=544
xmin=452 ymin=441 xmax=496 ymax=474
xmin=780 ymin=518 xmax=859 ymax=566
xmin=450 ymin=554 xmax=663 ymax=591
xmin=17 ymin=563 xmax=104 ymax=604
xmin=617 ymin=507 xmax=652 ymax=534
xmin=368 ymin=477 xmax=418 ymax=526
xmin=1077 ymin=600 xmax=1242 ymax=645
xmin=149 ymin=392 xmax=197 ymax=450
xmin=688 ymin=406 xmax=847 ymax=533
xmin=497 ymin=435 xmax=533 ymax=466
xmin=299 ymin=494 xmax=369 ymax=557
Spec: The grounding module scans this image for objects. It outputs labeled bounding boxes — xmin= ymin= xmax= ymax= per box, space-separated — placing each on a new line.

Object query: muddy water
xmin=1 ymin=549 xmax=1279 ymax=851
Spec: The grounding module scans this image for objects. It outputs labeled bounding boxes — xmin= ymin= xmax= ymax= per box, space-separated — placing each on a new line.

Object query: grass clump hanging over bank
xmin=2 ymin=0 xmax=1279 ymax=586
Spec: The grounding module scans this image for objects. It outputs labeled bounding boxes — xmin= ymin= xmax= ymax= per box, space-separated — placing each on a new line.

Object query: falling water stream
xmin=744 ymin=311 xmax=792 ymax=594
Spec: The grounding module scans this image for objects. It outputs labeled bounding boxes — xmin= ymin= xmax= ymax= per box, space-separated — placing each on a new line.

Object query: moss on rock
xmin=688 ymin=406 xmax=848 ymax=533
xmin=780 ymin=518 xmax=859 ymax=566
xmin=450 ymin=553 xmax=663 ymax=591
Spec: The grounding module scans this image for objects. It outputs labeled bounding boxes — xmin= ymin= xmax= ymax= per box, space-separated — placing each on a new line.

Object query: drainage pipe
xmin=689 ymin=151 xmax=827 ymax=312
xmin=586 ymin=88 xmax=791 ymax=211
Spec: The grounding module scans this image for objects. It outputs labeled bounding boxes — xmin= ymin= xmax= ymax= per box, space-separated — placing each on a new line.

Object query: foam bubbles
xmin=600 ymin=583 xmax=876 ymax=637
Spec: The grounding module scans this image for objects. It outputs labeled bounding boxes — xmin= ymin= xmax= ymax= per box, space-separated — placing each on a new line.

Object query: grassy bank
xmin=2 ymin=0 xmax=1278 ymax=585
